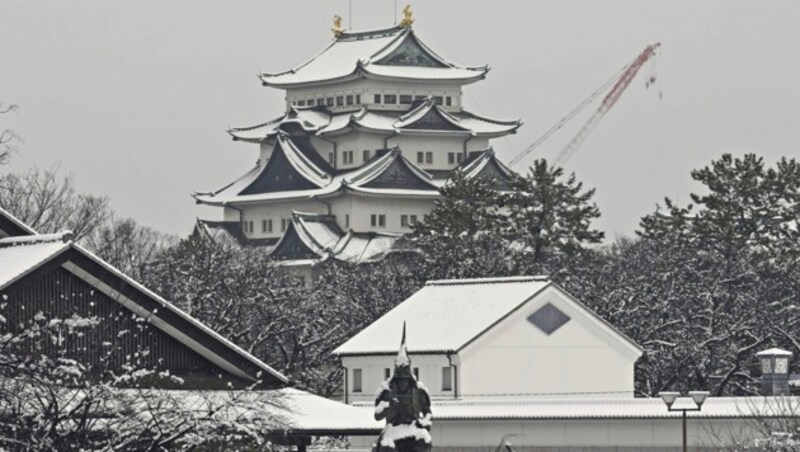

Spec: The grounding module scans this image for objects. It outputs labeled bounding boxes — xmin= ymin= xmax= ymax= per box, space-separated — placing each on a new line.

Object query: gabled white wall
xmin=341 ymin=354 xmax=457 ymax=404
xmin=458 ymin=286 xmax=639 ymax=399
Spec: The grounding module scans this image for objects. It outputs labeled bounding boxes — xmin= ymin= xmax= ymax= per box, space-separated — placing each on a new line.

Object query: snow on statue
xmin=373 ymin=323 xmax=432 ymax=452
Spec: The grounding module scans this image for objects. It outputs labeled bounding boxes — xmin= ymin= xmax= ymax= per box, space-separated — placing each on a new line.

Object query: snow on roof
xmin=0 ymin=234 xmax=71 ymax=290
xmin=259 ymin=27 xmax=487 ymax=88
xmin=352 ymin=396 xmax=800 ymax=420
xmin=0 ymin=231 xmax=288 ymax=385
xmin=756 ymin=348 xmax=794 ymax=357
xmin=228 ymin=106 xmax=518 ymax=144
xmin=279 ymin=388 xmax=382 ymax=433
xmin=333 ymin=276 xmax=552 ymax=355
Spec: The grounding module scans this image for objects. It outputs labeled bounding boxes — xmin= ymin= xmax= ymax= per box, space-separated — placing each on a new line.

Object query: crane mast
xmin=508 ymin=43 xmax=661 ymax=168
xmin=554 ymin=43 xmax=661 ymax=165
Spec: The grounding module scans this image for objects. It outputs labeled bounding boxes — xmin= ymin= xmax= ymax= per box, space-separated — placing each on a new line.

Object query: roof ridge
xmin=0 ymin=231 xmax=73 ymax=247
xmin=426 ymin=276 xmax=549 ymax=286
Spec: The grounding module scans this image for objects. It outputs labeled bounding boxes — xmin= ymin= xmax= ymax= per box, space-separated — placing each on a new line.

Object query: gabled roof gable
xmin=374 ymin=33 xmax=447 ymax=68
xmin=271 ymin=220 xmax=327 ymax=261
xmin=458 ymin=148 xmax=517 ymax=190
xmin=344 ymin=149 xmax=438 ymax=191
xmin=238 ymin=136 xmax=330 ymax=195
xmin=333 ymin=276 xmax=643 ymax=359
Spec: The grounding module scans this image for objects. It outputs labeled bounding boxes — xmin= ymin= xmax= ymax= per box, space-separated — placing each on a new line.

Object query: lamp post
xmin=658 ymin=391 xmax=709 ymax=452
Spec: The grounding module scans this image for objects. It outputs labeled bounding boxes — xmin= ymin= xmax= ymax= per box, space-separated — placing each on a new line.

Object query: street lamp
xmin=658 ymin=390 xmax=710 ymax=452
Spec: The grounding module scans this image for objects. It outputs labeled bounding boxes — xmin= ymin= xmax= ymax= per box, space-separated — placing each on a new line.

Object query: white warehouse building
xmin=333 ymin=276 xmax=800 ymax=451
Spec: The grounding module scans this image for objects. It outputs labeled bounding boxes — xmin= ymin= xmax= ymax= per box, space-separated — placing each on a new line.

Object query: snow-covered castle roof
xmin=259 ymin=26 xmax=488 ymax=88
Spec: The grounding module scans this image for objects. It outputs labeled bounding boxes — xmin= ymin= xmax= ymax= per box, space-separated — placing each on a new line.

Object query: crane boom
xmin=553 ymin=43 xmax=660 ymax=165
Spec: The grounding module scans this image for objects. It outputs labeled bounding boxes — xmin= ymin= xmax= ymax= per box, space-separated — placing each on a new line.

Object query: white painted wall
xmin=329 ymin=195 xmax=435 ymax=233
xmin=239 ymin=200 xmax=329 ymax=239
xmin=285 ymin=79 xmax=463 ymax=113
xmin=459 ymin=288 xmax=637 ymax=399
xmin=341 ymin=354 xmax=457 ymax=404
xmin=348 ymin=418 xmax=759 ymax=451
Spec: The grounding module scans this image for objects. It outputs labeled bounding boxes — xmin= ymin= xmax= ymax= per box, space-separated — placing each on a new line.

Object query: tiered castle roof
xmin=228 ymin=101 xmax=520 ymax=143
xmin=258 ymin=26 xmax=488 ymax=88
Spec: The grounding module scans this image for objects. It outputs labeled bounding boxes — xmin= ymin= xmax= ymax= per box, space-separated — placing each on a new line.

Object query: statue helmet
xmin=393 ymin=322 xmax=414 ymax=379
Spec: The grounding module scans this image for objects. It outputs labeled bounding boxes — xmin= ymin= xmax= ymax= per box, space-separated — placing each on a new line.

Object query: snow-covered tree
xmin=0 ymin=304 xmax=286 ymax=450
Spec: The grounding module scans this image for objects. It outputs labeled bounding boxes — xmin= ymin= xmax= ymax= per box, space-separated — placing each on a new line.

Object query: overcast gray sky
xmin=2 ymin=1 xmax=798 ymax=238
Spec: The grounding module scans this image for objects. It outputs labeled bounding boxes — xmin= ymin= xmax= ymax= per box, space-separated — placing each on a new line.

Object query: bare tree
xmin=0 ymin=102 xmax=19 ymax=167
xmin=0 ymin=166 xmax=111 ymax=240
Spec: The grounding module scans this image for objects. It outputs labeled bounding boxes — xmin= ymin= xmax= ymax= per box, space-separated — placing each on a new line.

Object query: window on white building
xmin=410 ymin=215 xmax=418 ymax=225
xmin=353 ymin=369 xmax=363 ymax=393
xmin=433 ymin=96 xmax=443 ymax=105
xmin=448 ymin=153 xmax=455 ymax=164
xmin=328 ymin=152 xmax=335 ymax=165
xmin=374 ymin=94 xmax=381 ymax=104
xmin=371 ymin=214 xmax=386 ymax=228
xmin=425 ymin=152 xmax=433 ymax=164
xmin=326 ymin=97 xmax=334 ymax=107
xmin=336 ymin=96 xmax=344 ymax=106
xmin=317 ymin=98 xmax=324 ymax=106
xmin=281 ymin=218 xmax=287 ymax=232
xmin=356 ymin=94 xmax=361 ymax=104
xmin=446 ymin=96 xmax=452 ymax=106
xmin=413 ymin=368 xmax=419 ymax=380
xmin=384 ymin=368 xmax=391 ymax=380
xmin=297 ymin=100 xmax=305 ymax=106
xmin=384 ymin=94 xmax=397 ymax=104
xmin=457 ymin=153 xmax=464 ymax=164
xmin=399 ymin=95 xmax=413 ymax=104
xmin=442 ymin=367 xmax=453 ymax=391
xmin=307 ymin=99 xmax=315 ymax=106
xmin=363 ymin=150 xmax=370 ymax=162
xmin=401 ymin=215 xmax=409 ymax=227
xmin=417 ymin=152 xmax=424 ymax=164
xmin=345 ymin=214 xmax=350 ymax=228
xmin=346 ymin=95 xmax=354 ymax=105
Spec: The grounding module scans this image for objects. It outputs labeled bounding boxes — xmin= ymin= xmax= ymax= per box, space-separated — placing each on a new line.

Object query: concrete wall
xmin=348 ymin=418 xmax=759 ymax=451
xmin=459 ymin=288 xmax=636 ymax=399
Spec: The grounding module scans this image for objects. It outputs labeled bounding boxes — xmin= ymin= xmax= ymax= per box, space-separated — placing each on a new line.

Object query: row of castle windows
xmin=331 ymin=149 xmax=466 ymax=167
xmin=244 ymin=213 xmax=417 ymax=236
xmin=290 ymin=93 xmax=453 ymax=108
xmin=351 ymin=367 xmax=453 ymax=392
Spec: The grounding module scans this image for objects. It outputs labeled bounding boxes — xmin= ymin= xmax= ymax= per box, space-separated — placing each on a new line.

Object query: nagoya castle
xmin=194 ymin=8 xmax=520 ymax=267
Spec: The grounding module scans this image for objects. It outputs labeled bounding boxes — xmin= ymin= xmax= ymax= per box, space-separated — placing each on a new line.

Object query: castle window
xmin=410 ymin=215 xmax=418 ymax=225
xmin=267 ymin=219 xmax=273 ymax=233
xmin=448 ymin=152 xmax=455 ymax=164
xmin=345 ymin=214 xmax=350 ymax=228
xmin=417 ymin=152 xmax=424 ymax=164
xmin=399 ymin=95 xmax=413 ymax=104
xmin=445 ymin=96 xmax=452 ymax=106
xmin=353 ymin=369 xmax=363 ymax=393
xmin=401 ymin=214 xmax=409 ymax=227
xmin=328 ymin=152 xmax=335 ymax=165
xmin=326 ymin=97 xmax=335 ymax=107
xmin=317 ymin=98 xmax=324 ymax=106
xmin=374 ymin=94 xmax=381 ymax=104
xmin=281 ymin=218 xmax=287 ymax=232
xmin=457 ymin=153 xmax=464 ymax=164
xmin=336 ymin=96 xmax=344 ymax=106
xmin=363 ymin=150 xmax=370 ymax=162
xmin=346 ymin=95 xmax=354 ymax=105
xmin=384 ymin=94 xmax=397 ymax=104
xmin=370 ymin=214 xmax=386 ymax=228
xmin=433 ymin=96 xmax=443 ymax=105
xmin=307 ymin=99 xmax=315 ymax=106
xmin=384 ymin=368 xmax=391 ymax=380
xmin=261 ymin=220 xmax=267 ymax=233
xmin=426 ymin=152 xmax=433 ymax=164
xmin=297 ymin=100 xmax=305 ymax=106
xmin=356 ymin=94 xmax=361 ymax=104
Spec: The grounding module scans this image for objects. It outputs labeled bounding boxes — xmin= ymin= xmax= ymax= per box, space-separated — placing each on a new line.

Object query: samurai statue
xmin=373 ymin=323 xmax=432 ymax=452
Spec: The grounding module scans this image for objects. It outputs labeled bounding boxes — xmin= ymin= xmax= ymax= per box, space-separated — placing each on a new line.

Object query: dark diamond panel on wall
xmin=527 ymin=303 xmax=570 ymax=335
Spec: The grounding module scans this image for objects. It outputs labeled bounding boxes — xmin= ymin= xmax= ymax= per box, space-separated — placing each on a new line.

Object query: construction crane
xmin=508 ymin=43 xmax=661 ymax=168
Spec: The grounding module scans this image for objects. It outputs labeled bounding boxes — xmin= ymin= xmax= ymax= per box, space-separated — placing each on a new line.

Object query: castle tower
xmin=194 ymin=19 xmax=520 ymax=265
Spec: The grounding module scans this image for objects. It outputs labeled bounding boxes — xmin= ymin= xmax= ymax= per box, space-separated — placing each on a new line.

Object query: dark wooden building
xmin=0 ymin=207 xmax=288 ymax=389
